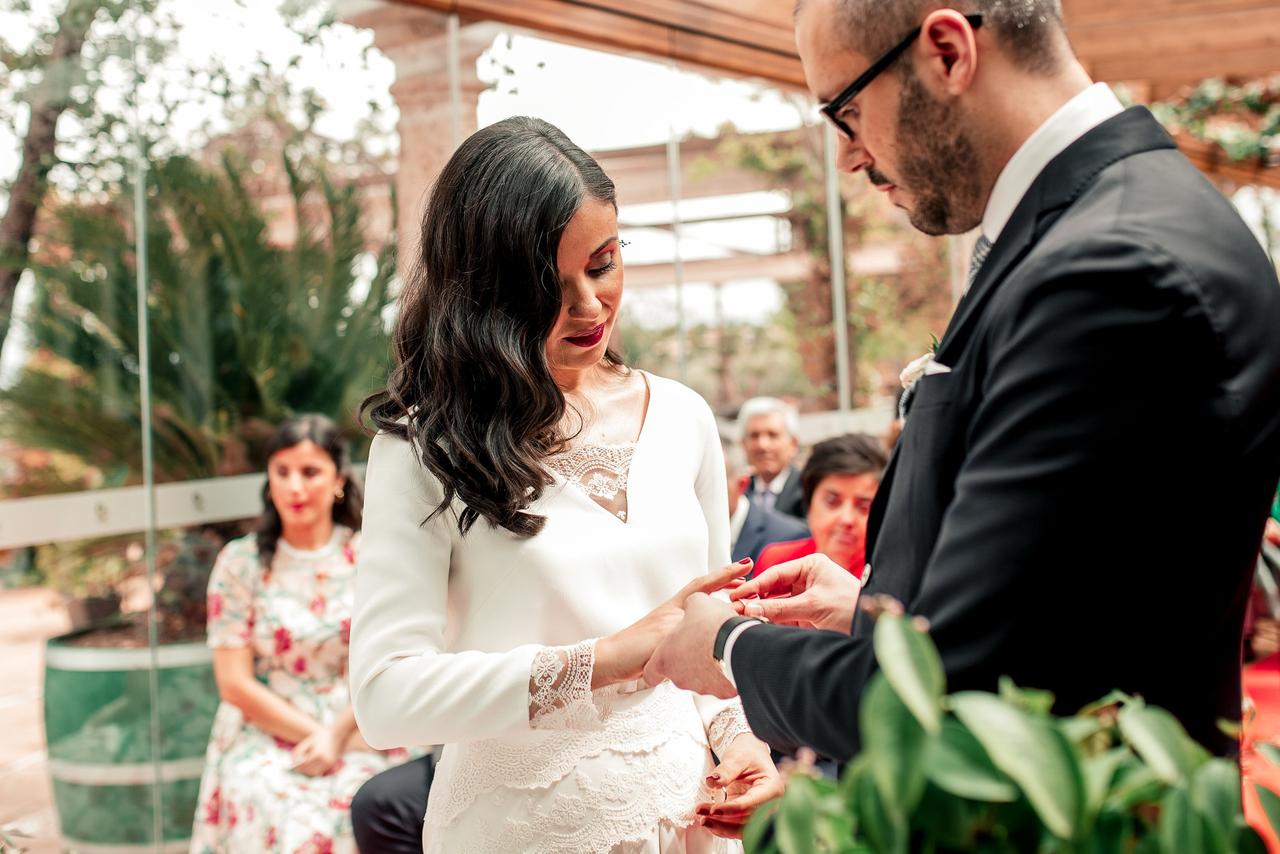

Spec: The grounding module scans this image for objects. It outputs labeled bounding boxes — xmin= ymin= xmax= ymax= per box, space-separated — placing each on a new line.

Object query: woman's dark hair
xmin=362 ymin=116 xmax=622 ymax=538
xmin=257 ymin=414 xmax=363 ymax=570
xmin=800 ymin=432 xmax=889 ymax=509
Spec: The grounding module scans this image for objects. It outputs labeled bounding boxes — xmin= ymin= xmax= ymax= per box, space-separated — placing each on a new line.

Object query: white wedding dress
xmin=351 ymin=372 xmax=750 ymax=853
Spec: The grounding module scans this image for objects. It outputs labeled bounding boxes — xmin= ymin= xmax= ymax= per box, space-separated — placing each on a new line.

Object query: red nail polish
xmin=737 ymin=558 xmax=751 ymax=565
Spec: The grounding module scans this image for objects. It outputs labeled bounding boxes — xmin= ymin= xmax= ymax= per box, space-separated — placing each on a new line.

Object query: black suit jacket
xmin=748 ymin=466 xmax=807 ymax=520
xmin=732 ymin=108 xmax=1280 ymax=759
xmin=732 ymin=497 xmax=811 ymax=565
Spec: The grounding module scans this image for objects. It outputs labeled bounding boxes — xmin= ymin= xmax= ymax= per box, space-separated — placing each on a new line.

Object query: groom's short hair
xmin=797 ymin=0 xmax=1069 ymax=76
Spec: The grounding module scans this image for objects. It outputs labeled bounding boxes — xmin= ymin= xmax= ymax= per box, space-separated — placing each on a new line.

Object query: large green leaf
xmin=1117 ymin=703 xmax=1209 ymax=785
xmin=1104 ymin=764 xmax=1165 ymax=811
xmin=924 ymin=717 xmax=1019 ymax=803
xmin=854 ymin=766 xmax=907 ymax=854
xmin=776 ymin=774 xmax=818 ymax=854
xmin=1157 ymin=787 xmax=1206 ymax=854
xmin=873 ymin=613 xmax=944 ymax=733
xmin=742 ymin=800 xmax=780 ymax=854
xmin=1082 ymin=747 xmax=1130 ymax=819
xmin=861 ymin=673 xmax=929 ymax=814
xmin=951 ymin=692 xmax=1085 ymax=841
xmin=1190 ymin=758 xmax=1242 ymax=853
xmin=998 ymin=676 xmax=1055 ymax=716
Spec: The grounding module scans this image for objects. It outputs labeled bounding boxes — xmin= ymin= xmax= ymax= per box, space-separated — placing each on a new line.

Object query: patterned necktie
xmin=760 ymin=489 xmax=777 ymax=513
xmin=965 ymin=234 xmax=993 ymax=294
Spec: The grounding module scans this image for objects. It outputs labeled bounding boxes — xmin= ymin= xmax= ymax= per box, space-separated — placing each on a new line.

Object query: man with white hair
xmin=738 ymin=397 xmax=805 ymax=521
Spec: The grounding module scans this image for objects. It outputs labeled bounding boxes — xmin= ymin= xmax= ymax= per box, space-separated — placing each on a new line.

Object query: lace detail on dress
xmin=547 ymin=443 xmax=636 ymax=522
xmin=530 ymin=640 xmax=602 ymax=730
xmin=426 ymin=680 xmax=713 ymax=843
xmin=707 ymin=703 xmax=753 ymax=757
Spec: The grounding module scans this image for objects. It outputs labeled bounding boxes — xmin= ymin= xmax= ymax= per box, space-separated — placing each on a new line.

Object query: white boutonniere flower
xmin=898 ymin=336 xmax=951 ymax=419
xmin=900 ymin=351 xmax=935 ymax=390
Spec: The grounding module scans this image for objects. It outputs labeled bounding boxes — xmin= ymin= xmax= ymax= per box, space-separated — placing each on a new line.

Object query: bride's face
xmin=545 ymin=198 xmax=624 ymax=380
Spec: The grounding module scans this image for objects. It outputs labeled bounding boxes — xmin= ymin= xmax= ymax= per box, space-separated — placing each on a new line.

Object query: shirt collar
xmin=982 ymin=82 xmax=1124 ymax=243
xmin=759 ymin=468 xmax=791 ymax=496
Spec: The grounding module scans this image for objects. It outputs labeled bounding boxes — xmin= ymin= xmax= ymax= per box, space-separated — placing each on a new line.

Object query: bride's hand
xmin=695 ymin=733 xmax=784 ymax=838
xmin=593 ymin=559 xmax=751 ymax=688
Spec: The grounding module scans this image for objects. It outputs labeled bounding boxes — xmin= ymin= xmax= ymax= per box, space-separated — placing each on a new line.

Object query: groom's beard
xmin=894 ymin=71 xmax=985 ymax=237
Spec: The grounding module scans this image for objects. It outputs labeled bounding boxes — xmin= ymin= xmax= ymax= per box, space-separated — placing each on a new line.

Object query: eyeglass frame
xmin=819 ymin=13 xmax=983 ymax=142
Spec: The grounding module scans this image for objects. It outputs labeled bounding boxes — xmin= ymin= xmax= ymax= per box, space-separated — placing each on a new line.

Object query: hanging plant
xmin=1150 ymin=77 xmax=1280 ymax=167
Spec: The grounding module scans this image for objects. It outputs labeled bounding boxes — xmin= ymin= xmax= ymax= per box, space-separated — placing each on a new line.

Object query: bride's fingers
xmin=729 ymin=563 xmax=805 ymax=602
xmin=681 ymin=559 xmax=752 ymax=599
xmin=696 ymin=817 xmax=746 ymax=838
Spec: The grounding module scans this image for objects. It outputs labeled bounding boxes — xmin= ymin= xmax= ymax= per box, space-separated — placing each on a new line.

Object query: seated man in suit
xmin=350 ymin=751 xmax=435 ymax=854
xmin=738 ymin=397 xmax=806 ymax=521
xmin=726 ymin=439 xmax=809 ymax=565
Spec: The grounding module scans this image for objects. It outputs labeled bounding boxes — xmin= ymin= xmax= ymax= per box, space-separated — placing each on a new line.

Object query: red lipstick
xmin=565 ymin=324 xmax=605 ymax=348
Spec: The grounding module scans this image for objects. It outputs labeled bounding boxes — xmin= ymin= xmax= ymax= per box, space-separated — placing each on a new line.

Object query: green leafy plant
xmin=1150 ymin=77 xmax=1280 ymax=166
xmin=745 ymin=609 xmax=1272 ymax=853
xmin=3 ymin=148 xmax=396 ymax=487
xmin=1 ymin=147 xmax=396 ymax=636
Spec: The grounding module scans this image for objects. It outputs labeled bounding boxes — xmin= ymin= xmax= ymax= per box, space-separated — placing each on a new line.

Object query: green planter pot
xmin=43 ymin=630 xmax=218 ymax=853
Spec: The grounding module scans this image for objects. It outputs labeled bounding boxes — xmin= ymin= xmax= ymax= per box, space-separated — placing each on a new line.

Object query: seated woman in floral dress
xmin=190 ymin=415 xmax=411 ymax=854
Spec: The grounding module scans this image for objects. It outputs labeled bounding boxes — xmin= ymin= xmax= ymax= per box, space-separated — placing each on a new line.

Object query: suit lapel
xmin=737 ymin=500 xmax=765 ymax=560
xmin=865 ymin=108 xmax=1176 ymax=577
xmin=939 ymin=107 xmax=1176 ymax=365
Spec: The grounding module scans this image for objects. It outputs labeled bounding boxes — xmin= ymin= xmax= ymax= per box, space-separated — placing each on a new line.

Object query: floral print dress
xmin=191 ymin=527 xmax=411 ymax=854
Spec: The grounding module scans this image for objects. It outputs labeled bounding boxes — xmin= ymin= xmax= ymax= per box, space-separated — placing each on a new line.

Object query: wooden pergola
xmin=396 ymin=0 xmax=1280 ymax=188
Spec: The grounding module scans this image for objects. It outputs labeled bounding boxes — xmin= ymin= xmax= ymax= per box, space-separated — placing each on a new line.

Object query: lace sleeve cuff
xmin=707 ymin=703 xmax=753 ymax=756
xmin=529 ymin=639 xmax=604 ymax=731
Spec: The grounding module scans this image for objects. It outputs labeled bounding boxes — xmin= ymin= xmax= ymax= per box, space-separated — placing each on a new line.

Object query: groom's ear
xmin=917 ymin=9 xmax=980 ymax=97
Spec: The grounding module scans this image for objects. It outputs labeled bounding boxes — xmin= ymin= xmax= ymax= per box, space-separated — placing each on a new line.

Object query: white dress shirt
xmin=729 ymin=495 xmax=751 ymax=545
xmin=725 ymin=82 xmax=1125 ymax=686
xmin=982 ymin=82 xmax=1124 ymax=243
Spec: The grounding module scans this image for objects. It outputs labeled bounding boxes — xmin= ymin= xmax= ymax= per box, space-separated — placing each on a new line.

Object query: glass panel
xmin=0 ymin=0 xmax=157 ymax=849
xmin=673 ymin=81 xmax=829 ymax=413
xmin=135 ymin=1 xmax=412 ymax=851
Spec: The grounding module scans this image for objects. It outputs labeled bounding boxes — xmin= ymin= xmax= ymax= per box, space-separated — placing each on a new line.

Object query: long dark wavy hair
xmin=257 ymin=414 xmax=364 ymax=570
xmin=362 ymin=116 xmax=623 ymax=539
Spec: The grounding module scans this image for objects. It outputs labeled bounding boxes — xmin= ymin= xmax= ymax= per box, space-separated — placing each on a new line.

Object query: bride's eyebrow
xmin=589 ymin=237 xmax=618 ymax=258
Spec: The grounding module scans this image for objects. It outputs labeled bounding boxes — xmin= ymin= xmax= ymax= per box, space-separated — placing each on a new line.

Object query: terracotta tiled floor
xmin=0 ymin=588 xmax=70 ymax=853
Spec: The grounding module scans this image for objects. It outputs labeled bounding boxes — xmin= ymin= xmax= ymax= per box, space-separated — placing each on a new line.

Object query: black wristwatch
xmin=713 ymin=615 xmax=763 ymax=661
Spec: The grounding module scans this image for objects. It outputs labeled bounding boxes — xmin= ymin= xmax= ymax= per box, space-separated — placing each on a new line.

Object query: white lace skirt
xmin=423 ymin=681 xmax=742 ymax=854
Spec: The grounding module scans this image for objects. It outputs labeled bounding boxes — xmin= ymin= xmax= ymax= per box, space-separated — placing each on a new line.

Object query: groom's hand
xmin=729 ymin=554 xmax=862 ymax=634
xmin=644 ymin=593 xmax=738 ymax=699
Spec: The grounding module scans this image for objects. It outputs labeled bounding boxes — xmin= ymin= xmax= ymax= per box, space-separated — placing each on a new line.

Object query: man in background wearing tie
xmin=648 ymin=0 xmax=1280 ymax=760
xmin=738 ymin=397 xmax=806 ymax=521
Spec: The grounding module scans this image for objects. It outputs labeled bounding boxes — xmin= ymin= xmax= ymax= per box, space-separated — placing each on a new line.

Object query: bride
xmin=350 ymin=116 xmax=782 ymax=853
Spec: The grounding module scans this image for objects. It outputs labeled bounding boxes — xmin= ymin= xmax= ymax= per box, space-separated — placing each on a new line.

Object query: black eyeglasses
xmin=819 ymin=14 xmax=983 ymax=142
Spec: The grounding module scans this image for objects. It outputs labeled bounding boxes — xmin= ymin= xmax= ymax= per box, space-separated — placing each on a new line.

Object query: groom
xmin=647 ymin=0 xmax=1280 ymax=758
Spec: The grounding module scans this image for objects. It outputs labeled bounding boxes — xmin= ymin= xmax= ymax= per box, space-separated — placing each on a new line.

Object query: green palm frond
xmin=1 ymin=148 xmax=397 ymax=489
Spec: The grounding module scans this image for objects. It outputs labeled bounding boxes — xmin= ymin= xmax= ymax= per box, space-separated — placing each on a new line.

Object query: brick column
xmin=342 ymin=2 xmax=497 ymax=278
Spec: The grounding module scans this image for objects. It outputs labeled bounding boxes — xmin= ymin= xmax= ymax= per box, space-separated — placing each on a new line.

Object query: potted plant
xmin=743 ymin=603 xmax=1276 ymax=852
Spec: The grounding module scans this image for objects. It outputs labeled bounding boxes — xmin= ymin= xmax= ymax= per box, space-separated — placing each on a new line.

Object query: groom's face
xmin=796 ymin=0 xmax=985 ymax=236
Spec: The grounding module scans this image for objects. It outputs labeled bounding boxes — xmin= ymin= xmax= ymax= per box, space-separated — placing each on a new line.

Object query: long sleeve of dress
xmin=350 ymin=431 xmax=593 ymax=749
xmin=683 ymin=396 xmax=751 ymax=744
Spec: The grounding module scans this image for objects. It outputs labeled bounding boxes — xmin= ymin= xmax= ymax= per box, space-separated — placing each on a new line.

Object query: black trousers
xmin=351 ymin=754 xmax=434 ymax=854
